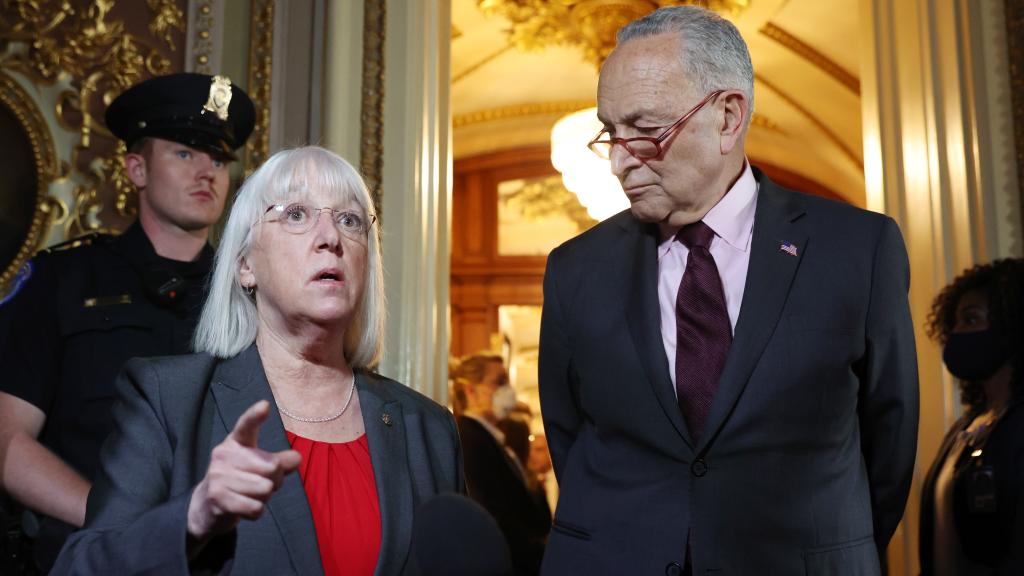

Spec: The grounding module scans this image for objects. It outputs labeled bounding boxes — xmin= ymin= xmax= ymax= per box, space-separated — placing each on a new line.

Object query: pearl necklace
xmin=277 ymin=378 xmax=356 ymax=423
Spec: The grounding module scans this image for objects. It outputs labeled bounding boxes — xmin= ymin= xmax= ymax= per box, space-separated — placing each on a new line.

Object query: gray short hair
xmin=194 ymin=146 xmax=384 ymax=368
xmin=617 ymin=5 xmax=755 ymax=115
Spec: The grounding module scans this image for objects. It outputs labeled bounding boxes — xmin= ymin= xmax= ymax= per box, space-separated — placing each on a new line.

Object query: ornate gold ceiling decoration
xmin=477 ymin=0 xmax=750 ymax=66
xmin=454 ymin=100 xmax=596 ymax=128
xmin=0 ymin=0 xmax=181 ymax=238
xmin=750 ymin=112 xmax=784 ymax=134
xmin=759 ymin=22 xmax=859 ymax=94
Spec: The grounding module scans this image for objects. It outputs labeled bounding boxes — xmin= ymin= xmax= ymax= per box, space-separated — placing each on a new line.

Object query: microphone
xmin=411 ymin=493 xmax=513 ymax=576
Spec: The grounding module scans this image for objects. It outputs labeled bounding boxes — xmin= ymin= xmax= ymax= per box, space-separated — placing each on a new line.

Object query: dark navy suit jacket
xmin=51 ymin=344 xmax=464 ymax=575
xmin=538 ymin=170 xmax=919 ymax=575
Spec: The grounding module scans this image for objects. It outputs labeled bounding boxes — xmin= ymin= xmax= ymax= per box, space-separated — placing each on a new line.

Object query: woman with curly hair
xmin=919 ymin=258 xmax=1024 ymax=575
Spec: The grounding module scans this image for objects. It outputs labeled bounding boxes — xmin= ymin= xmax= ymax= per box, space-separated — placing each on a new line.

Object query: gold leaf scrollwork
xmin=477 ymin=0 xmax=751 ymax=66
xmin=0 ymin=0 xmax=178 ymax=237
xmin=244 ymin=0 xmax=274 ymax=177
xmin=147 ymin=0 xmax=185 ymax=52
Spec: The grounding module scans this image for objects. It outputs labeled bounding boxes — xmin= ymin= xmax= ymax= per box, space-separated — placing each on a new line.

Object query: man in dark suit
xmin=538 ymin=6 xmax=919 ymax=575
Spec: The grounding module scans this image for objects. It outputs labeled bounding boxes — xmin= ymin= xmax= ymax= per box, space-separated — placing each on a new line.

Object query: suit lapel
xmin=697 ymin=174 xmax=807 ymax=454
xmin=209 ymin=344 xmax=324 ymax=576
xmin=358 ymin=373 xmax=414 ymax=576
xmin=621 ymin=217 xmax=693 ymax=447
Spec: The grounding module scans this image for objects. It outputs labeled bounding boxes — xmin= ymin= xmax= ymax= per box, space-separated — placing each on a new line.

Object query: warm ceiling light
xmin=550 ymin=107 xmax=628 ymax=221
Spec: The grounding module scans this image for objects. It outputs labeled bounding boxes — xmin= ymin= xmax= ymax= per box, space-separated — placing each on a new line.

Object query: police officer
xmin=0 ymin=72 xmax=255 ymax=572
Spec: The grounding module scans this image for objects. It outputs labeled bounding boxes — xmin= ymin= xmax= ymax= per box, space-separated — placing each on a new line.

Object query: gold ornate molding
xmin=750 ymin=112 xmax=784 ymax=134
xmin=454 ymin=101 xmax=596 ymax=128
xmin=189 ymin=0 xmax=217 ymax=72
xmin=244 ymin=0 xmax=273 ymax=175
xmin=0 ymin=71 xmax=59 ymax=290
xmin=759 ymin=22 xmax=859 ymax=94
xmin=477 ymin=0 xmax=750 ymax=66
xmin=148 ymin=0 xmax=186 ymax=52
xmin=0 ymin=0 xmax=181 ymax=239
xmin=454 ymin=99 xmax=785 ymax=135
xmin=361 ymin=0 xmax=386 ymax=216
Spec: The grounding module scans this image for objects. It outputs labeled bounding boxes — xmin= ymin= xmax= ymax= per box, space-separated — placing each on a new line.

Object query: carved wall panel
xmin=0 ymin=0 xmax=188 ymax=292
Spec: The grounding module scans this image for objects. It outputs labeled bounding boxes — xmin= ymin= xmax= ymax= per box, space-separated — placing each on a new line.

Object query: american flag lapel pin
xmin=779 ymin=241 xmax=799 ymax=257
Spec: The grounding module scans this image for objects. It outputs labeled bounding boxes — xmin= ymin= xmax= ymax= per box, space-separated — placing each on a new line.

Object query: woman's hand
xmin=186 ymin=400 xmax=301 ymax=543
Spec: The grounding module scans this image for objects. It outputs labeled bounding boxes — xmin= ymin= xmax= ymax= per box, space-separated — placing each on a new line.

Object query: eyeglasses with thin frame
xmin=262 ymin=203 xmax=376 ymax=237
xmin=588 ymin=90 xmax=725 ymax=160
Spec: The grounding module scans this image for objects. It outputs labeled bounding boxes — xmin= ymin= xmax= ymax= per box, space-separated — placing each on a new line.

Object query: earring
xmin=245 ymin=285 xmax=255 ymax=296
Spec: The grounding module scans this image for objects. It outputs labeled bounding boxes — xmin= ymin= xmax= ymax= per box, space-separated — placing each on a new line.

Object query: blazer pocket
xmin=551 ymin=518 xmax=592 ymax=541
xmin=803 ymin=535 xmax=879 ymax=576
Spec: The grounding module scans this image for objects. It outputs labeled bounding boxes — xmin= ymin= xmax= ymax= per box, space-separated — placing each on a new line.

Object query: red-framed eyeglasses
xmin=588 ymin=90 xmax=725 ymax=160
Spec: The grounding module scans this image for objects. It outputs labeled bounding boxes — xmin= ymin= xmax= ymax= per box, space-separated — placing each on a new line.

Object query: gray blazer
xmin=51 ymin=344 xmax=464 ymax=575
xmin=538 ymin=170 xmax=919 ymax=575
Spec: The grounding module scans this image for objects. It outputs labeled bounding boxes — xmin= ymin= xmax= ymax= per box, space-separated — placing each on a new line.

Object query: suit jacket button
xmin=665 ymin=561 xmax=683 ymax=575
xmin=691 ymin=458 xmax=708 ymax=477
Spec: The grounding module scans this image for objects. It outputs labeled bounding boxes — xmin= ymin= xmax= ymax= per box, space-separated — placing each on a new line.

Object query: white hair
xmin=194 ymin=146 xmax=384 ymax=368
xmin=617 ymin=5 xmax=755 ymax=116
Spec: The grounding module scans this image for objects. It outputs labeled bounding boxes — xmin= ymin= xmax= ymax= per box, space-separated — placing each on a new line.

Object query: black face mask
xmin=942 ymin=328 xmax=1010 ymax=382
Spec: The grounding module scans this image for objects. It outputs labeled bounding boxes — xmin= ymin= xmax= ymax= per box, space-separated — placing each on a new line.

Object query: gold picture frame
xmin=0 ymin=71 xmax=58 ymax=293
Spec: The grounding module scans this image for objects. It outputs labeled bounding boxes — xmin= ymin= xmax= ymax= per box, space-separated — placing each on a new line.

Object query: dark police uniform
xmin=0 ymin=72 xmax=254 ymax=573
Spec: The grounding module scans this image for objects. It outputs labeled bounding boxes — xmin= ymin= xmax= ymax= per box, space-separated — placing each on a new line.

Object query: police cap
xmin=105 ymin=73 xmax=256 ymax=160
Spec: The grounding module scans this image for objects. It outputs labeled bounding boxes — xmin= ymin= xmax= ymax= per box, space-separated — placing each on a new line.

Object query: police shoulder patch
xmin=0 ymin=261 xmax=33 ymax=307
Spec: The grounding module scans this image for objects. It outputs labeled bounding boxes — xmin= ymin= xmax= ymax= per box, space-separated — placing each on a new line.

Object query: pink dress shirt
xmin=658 ymin=162 xmax=758 ymax=392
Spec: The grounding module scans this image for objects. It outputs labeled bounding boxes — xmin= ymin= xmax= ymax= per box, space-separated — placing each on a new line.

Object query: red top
xmin=287 ymin=432 xmax=382 ymax=576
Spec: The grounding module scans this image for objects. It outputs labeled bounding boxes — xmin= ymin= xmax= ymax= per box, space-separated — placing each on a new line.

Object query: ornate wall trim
xmin=186 ymin=0 xmax=221 ymax=73
xmin=0 ymin=0 xmax=184 ymax=243
xmin=0 ymin=71 xmax=58 ymax=290
xmin=243 ymin=0 xmax=273 ymax=174
xmin=454 ymin=100 xmax=594 ymax=128
xmin=360 ymin=0 xmax=386 ymax=215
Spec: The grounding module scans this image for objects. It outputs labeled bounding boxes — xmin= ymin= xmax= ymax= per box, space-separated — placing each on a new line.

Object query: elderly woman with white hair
xmin=51 ymin=146 xmax=464 ymax=575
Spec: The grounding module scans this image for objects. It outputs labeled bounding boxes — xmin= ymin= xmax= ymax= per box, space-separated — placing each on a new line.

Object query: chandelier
xmin=477 ymin=0 xmax=750 ymax=66
xmin=479 ymin=0 xmax=749 ymax=220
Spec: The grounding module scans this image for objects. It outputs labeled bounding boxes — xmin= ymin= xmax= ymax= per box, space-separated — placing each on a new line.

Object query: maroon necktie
xmin=675 ymin=221 xmax=732 ymax=440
